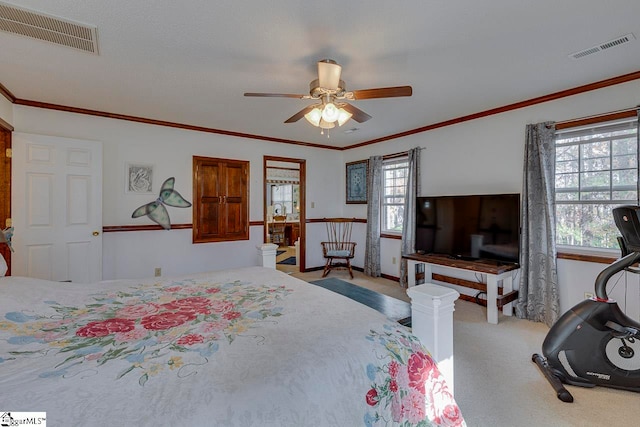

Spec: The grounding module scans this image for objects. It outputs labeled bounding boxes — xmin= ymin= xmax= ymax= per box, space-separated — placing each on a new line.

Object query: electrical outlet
xmin=392 ymin=257 xmax=397 ymax=265
xmin=154 ymin=267 xmax=162 ymax=277
xmin=584 ymin=292 xmax=594 ymax=299
xmin=311 ymin=202 xmax=315 ymax=208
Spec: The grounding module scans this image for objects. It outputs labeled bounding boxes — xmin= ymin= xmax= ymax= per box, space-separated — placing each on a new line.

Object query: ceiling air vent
xmin=0 ymin=1 xmax=98 ymax=54
xmin=569 ymin=33 xmax=636 ymax=60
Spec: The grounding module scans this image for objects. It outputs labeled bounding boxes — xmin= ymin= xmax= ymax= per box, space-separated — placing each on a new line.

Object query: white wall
xmin=0 ymin=95 xmax=13 ymax=126
xmin=558 ymin=259 xmax=640 ymax=320
xmin=12 ymin=105 xmax=342 ymax=279
xmin=8 ymin=79 xmax=640 ymax=316
xmin=344 ymin=80 xmax=640 ymax=314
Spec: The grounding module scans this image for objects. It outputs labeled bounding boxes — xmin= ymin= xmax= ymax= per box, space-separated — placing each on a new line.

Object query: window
xmin=555 ymin=117 xmax=638 ymax=249
xmin=270 ymin=184 xmax=294 ymax=216
xmin=382 ymin=158 xmax=409 ymax=233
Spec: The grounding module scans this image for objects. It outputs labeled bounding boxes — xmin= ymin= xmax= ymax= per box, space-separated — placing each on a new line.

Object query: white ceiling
xmin=2 ymin=0 xmax=640 ymax=148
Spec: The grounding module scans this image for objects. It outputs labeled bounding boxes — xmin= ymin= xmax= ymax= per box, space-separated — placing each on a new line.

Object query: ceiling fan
xmin=244 ymin=59 xmax=412 ymax=133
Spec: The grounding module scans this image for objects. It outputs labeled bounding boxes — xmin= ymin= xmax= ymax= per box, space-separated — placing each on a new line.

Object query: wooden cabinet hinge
xmin=5 ymin=218 xmax=12 ymax=228
xmin=5 ymin=148 xmax=11 ymax=158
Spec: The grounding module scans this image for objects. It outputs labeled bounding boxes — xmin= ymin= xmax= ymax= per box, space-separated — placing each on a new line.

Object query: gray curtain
xmin=364 ymin=156 xmax=383 ymax=277
xmin=516 ymin=121 xmax=560 ymax=327
xmin=400 ymin=148 xmax=421 ymax=287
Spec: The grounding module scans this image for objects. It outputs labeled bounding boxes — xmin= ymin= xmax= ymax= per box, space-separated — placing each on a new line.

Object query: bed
xmin=0 ymin=265 xmax=464 ymax=426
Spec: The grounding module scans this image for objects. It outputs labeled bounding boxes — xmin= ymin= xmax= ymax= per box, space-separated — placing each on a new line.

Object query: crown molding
xmin=348 ymin=69 xmax=640 ymax=149
xmin=2 ymin=69 xmax=640 ymax=150
xmin=12 ymin=98 xmax=339 ymax=150
xmin=0 ymin=82 xmax=16 ymax=103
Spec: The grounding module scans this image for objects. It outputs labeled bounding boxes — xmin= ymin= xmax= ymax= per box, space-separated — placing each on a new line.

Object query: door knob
xmin=92 ymin=231 xmax=100 ymax=236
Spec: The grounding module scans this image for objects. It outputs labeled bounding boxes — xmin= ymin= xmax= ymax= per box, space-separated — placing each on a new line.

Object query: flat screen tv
xmin=415 ymin=193 xmax=521 ymax=265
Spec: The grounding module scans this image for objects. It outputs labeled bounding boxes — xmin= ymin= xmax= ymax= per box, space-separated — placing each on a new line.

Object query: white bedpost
xmin=257 ymin=243 xmax=278 ymax=269
xmin=407 ymin=284 xmax=459 ymax=395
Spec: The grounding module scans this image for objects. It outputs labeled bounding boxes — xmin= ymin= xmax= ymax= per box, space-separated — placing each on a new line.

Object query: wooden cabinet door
xmin=221 ymin=161 xmax=248 ymax=239
xmin=193 ymin=156 xmax=248 ymax=243
xmin=194 ymin=160 xmax=223 ymax=240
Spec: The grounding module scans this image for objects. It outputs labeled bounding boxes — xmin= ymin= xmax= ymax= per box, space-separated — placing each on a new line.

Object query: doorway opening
xmin=263 ymin=156 xmax=306 ymax=273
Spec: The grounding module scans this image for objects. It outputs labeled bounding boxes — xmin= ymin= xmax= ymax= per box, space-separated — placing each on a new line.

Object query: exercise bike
xmin=533 ymin=205 xmax=640 ymax=402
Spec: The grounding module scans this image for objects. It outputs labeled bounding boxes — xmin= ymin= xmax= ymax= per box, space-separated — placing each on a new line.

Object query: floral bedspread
xmin=0 ymin=267 xmax=464 ymax=426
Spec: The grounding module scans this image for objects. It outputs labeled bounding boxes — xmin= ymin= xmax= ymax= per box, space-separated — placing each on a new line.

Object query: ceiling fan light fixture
xmin=317 ymin=59 xmax=342 ymax=90
xmin=319 ymin=119 xmax=335 ymax=129
xmin=321 ymin=102 xmax=340 ymax=123
xmin=337 ymin=108 xmax=352 ymax=126
xmin=304 ymin=107 xmax=322 ymax=127
xmin=245 ymin=59 xmax=412 ymax=132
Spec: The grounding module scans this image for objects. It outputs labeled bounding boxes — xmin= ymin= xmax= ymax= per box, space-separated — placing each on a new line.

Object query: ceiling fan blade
xmin=340 ymin=103 xmax=372 ymax=123
xmin=284 ymin=105 xmax=316 ymax=123
xmin=244 ymin=92 xmax=306 ymax=99
xmin=317 ymin=59 xmax=342 ymax=90
xmin=350 ymin=86 xmax=413 ymax=100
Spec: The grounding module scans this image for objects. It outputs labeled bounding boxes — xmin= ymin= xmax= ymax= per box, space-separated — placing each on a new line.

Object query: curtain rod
xmin=382 ymin=146 xmax=426 ymax=160
xmin=548 ymin=106 xmax=638 ymax=129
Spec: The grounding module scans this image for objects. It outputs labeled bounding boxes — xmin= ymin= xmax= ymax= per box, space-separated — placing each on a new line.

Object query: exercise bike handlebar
xmin=595 ymin=251 xmax=640 ymax=300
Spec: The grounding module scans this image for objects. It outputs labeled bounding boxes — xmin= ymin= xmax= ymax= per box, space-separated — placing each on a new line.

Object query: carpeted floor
xmin=451 ymin=299 xmax=640 ymax=426
xmin=275 ymin=247 xmax=299 ymax=274
xmin=294 ymin=270 xmax=640 ymax=426
xmin=309 ymin=277 xmax=411 ymax=325
xmin=277 ymin=256 xmax=296 ymax=265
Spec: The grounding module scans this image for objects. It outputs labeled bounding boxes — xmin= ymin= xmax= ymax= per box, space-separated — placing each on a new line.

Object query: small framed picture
xmin=125 ymin=162 xmax=154 ymax=194
xmin=346 ymin=160 xmax=368 ymax=204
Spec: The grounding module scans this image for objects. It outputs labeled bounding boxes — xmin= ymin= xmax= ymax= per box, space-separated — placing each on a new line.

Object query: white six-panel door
xmin=12 ymin=133 xmax=103 ymax=282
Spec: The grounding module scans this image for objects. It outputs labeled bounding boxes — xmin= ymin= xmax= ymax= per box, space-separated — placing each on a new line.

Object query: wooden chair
xmin=270 ymin=215 xmax=287 ymax=246
xmin=321 ymin=218 xmax=356 ymax=278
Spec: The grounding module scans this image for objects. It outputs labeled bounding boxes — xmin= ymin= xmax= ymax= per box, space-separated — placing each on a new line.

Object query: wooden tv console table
xmin=403 ymin=253 xmax=520 ymax=324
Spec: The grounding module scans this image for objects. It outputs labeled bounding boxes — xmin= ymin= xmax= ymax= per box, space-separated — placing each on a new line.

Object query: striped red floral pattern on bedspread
xmin=1 ymin=278 xmax=292 ymax=385
xmin=364 ymin=326 xmax=464 ymax=427
xmin=0 ymin=267 xmax=464 ymax=426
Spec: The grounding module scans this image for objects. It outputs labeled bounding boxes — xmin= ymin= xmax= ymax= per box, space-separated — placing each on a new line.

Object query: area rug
xmin=276 ymin=250 xmax=285 ymax=257
xmin=277 ymin=256 xmax=296 ymax=265
xmin=309 ymin=278 xmax=411 ymax=327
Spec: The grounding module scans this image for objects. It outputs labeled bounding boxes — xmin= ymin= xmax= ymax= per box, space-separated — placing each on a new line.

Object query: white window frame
xmin=554 ymin=116 xmax=639 ymax=254
xmin=270 ymin=183 xmax=294 ymax=216
xmin=381 ymin=157 xmax=409 ymax=234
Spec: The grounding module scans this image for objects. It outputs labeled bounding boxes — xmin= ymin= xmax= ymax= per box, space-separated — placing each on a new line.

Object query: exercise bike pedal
xmin=532 ymin=353 xmax=574 ymax=403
